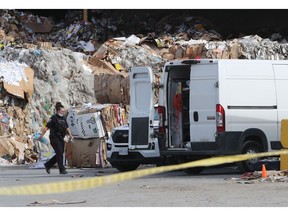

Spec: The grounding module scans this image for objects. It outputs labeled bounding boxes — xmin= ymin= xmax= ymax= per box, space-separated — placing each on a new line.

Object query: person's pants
xmin=45 ymin=135 xmax=65 ymax=172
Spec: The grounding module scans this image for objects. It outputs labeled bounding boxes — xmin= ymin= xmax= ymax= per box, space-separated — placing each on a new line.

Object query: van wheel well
xmin=242 ymin=136 xmax=264 ymax=151
xmin=240 ymin=128 xmax=268 ymax=152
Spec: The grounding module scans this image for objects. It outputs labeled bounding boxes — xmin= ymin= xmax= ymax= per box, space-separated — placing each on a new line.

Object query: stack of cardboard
xmin=66 ymin=104 xmax=126 ymax=168
xmin=0 ymin=62 xmax=35 ymax=165
xmin=70 ymin=104 xmax=127 ymax=136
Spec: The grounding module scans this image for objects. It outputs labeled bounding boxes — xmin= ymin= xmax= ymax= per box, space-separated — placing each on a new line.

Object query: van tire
xmin=237 ymin=140 xmax=262 ymax=173
xmin=112 ymin=164 xmax=139 ymax=172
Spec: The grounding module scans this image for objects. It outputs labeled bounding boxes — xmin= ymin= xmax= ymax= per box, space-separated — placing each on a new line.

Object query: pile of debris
xmin=91 ymin=34 xmax=288 ymax=106
xmin=3 ymin=9 xmax=288 ymax=167
xmin=0 ymin=47 xmax=96 ymax=133
xmin=226 ymin=170 xmax=288 ymax=184
xmin=0 ymin=10 xmax=224 ymax=53
xmin=98 ymin=34 xmax=288 ymax=73
xmin=0 ymin=46 xmax=96 ymax=165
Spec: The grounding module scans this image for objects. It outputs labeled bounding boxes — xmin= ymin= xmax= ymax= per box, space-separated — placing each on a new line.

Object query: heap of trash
xmin=2 ymin=9 xmax=288 ymax=166
xmin=225 ymin=170 xmax=288 ymax=184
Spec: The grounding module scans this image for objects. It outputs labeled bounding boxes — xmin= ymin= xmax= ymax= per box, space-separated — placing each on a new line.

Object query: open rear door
xmin=129 ymin=67 xmax=155 ymax=149
xmin=190 ymin=64 xmax=218 ymax=142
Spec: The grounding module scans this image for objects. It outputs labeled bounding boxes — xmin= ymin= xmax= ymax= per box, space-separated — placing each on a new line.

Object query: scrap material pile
xmin=0 ymin=48 xmax=97 ymax=165
xmin=226 ymin=170 xmax=288 ymax=184
xmin=1 ymin=9 xmax=288 ymax=166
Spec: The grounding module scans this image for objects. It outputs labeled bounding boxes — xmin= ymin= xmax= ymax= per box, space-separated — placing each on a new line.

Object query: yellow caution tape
xmin=0 ymin=150 xmax=287 ymax=196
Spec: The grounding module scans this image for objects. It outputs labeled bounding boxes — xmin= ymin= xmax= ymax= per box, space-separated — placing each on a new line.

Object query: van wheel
xmin=184 ymin=167 xmax=205 ymax=175
xmin=112 ymin=164 xmax=139 ymax=172
xmin=237 ymin=141 xmax=262 ymax=173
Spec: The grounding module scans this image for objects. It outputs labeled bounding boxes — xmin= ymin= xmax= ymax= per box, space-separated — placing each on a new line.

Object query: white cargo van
xmin=107 ymin=59 xmax=288 ymax=173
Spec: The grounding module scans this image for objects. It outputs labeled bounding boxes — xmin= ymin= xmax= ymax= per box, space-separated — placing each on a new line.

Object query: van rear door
xmin=129 ymin=67 xmax=155 ymax=149
xmin=190 ymin=63 xmax=218 ymax=142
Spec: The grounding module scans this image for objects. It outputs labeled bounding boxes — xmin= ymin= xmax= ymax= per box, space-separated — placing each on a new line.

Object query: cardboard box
xmin=23 ymin=43 xmax=37 ymax=49
xmin=24 ymin=17 xmax=53 ymax=33
xmin=75 ymin=112 xmax=106 ymax=139
xmin=3 ymin=67 xmax=34 ymax=100
xmin=37 ymin=42 xmax=53 ymax=50
xmin=184 ymin=44 xmax=204 ymax=58
xmin=162 ymin=53 xmax=174 ymax=60
xmin=67 ymin=107 xmax=80 ymax=137
xmin=76 ymin=104 xmax=126 ymax=134
xmin=71 ymin=138 xmax=106 ymax=168
xmin=65 ymin=140 xmax=73 ymax=167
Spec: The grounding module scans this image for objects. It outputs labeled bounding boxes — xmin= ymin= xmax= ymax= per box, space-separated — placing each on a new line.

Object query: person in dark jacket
xmin=38 ymin=102 xmax=74 ymax=174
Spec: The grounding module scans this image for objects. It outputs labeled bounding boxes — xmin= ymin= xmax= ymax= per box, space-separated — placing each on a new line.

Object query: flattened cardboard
xmin=3 ymin=67 xmax=34 ymax=100
xmin=0 ymin=138 xmax=16 ymax=157
xmin=89 ymin=57 xmax=119 ymax=74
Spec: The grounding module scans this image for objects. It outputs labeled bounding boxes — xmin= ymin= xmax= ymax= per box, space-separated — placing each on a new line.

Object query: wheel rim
xmin=245 ymin=148 xmax=259 ymax=168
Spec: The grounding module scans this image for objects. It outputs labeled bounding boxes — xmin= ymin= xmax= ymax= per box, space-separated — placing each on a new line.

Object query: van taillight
xmin=216 ymin=104 xmax=225 ymax=132
xmin=158 ymin=106 xmax=166 ymax=134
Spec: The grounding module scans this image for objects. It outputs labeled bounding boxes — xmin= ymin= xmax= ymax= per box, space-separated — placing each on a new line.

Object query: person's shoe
xmin=44 ymin=164 xmax=50 ymax=174
xmin=59 ymin=170 xmax=68 ymax=174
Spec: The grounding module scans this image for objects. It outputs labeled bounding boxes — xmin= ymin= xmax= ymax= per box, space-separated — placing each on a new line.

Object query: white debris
xmin=0 ymin=60 xmax=28 ymax=85
xmin=124 ymin=34 xmax=141 ymax=46
xmin=0 ymin=158 xmax=13 ymax=166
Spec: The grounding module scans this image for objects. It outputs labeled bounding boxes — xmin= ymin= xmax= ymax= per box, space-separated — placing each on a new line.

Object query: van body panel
xmin=218 ymin=60 xmax=278 ymax=150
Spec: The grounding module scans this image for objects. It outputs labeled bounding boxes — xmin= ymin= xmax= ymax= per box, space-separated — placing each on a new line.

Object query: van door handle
xmin=193 ymin=111 xmax=199 ymax=122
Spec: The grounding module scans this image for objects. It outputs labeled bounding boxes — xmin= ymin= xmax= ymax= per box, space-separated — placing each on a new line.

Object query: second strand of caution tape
xmin=0 ymin=150 xmax=287 ymax=196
